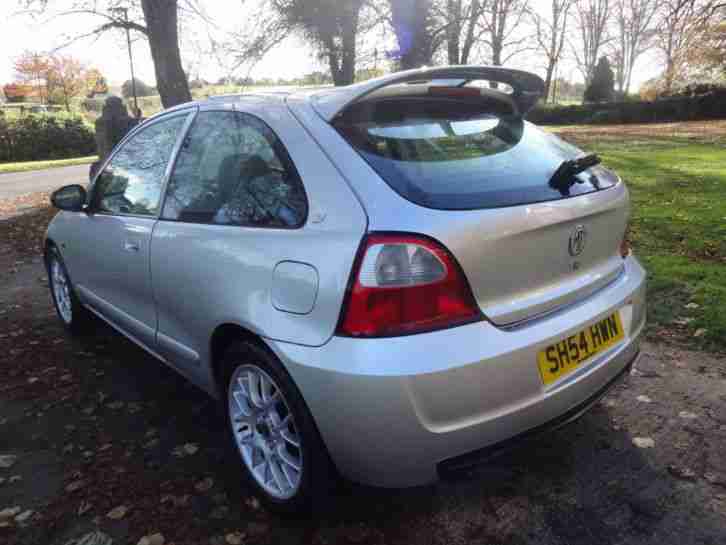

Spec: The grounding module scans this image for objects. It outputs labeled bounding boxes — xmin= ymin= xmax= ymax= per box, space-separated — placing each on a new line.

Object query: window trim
xmin=157 ymin=107 xmax=309 ymax=230
xmin=87 ymin=108 xmax=197 ymax=219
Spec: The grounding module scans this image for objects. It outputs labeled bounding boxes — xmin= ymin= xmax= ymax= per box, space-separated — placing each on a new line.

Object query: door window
xmin=93 ymin=113 xmax=189 ymax=216
xmin=161 ymin=111 xmax=307 ymax=228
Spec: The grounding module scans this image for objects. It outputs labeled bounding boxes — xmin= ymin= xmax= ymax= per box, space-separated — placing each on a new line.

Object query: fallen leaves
xmin=65 ymin=479 xmax=89 ymax=493
xmin=0 ymin=193 xmax=55 ymax=255
xmin=106 ymin=505 xmax=129 ymax=520
xmin=632 ymin=437 xmax=655 ymax=449
xmin=668 ymin=465 xmax=697 ymax=480
xmin=78 ymin=500 xmax=93 ymax=516
xmin=225 ymin=531 xmax=245 ymax=545
xmin=160 ymin=494 xmax=190 ymax=508
xmin=0 ymin=506 xmax=22 ymax=520
xmin=66 ymin=530 xmax=113 ymax=545
xmin=172 ymin=443 xmax=199 ymax=458
xmin=0 ymin=454 xmax=17 ymax=468
xmin=137 ymin=533 xmax=165 ymax=545
xmin=194 ymin=477 xmax=214 ymax=493
xmin=14 ymin=509 xmax=34 ymax=525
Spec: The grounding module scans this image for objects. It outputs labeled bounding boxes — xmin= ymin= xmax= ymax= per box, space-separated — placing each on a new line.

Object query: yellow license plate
xmin=538 ymin=312 xmax=624 ymax=386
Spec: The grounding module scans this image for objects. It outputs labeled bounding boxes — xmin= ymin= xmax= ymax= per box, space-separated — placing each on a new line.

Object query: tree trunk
xmin=543 ymin=61 xmax=555 ymax=103
xmin=446 ymin=0 xmax=462 ymax=64
xmin=140 ymin=0 xmax=192 ymax=108
xmin=391 ymin=0 xmax=434 ymax=70
xmin=339 ymin=2 xmax=359 ymax=85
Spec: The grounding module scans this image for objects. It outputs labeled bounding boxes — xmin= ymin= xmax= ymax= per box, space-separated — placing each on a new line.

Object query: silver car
xmin=45 ymin=66 xmax=646 ymax=511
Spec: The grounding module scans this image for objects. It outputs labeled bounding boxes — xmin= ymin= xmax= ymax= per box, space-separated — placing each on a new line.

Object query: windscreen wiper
xmin=549 ymin=153 xmax=601 ymax=195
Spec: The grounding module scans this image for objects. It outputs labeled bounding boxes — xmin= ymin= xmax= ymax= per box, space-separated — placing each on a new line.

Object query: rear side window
xmin=335 ymin=98 xmax=617 ymax=210
xmin=161 ymin=111 xmax=307 ymax=227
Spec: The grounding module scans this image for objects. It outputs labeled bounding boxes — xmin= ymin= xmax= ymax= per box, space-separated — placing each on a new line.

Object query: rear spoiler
xmin=310 ymin=66 xmax=545 ymax=122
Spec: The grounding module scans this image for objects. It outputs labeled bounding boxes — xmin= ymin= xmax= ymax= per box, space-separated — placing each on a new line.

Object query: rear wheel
xmin=222 ymin=341 xmax=335 ymax=512
xmin=46 ymin=246 xmax=94 ymax=335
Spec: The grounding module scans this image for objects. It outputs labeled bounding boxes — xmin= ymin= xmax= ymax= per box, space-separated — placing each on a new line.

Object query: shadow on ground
xmin=1 ymin=251 xmax=725 ymax=545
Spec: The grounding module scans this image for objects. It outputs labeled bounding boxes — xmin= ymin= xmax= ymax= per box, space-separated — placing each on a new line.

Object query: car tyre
xmin=221 ymin=340 xmax=336 ymax=514
xmin=46 ymin=245 xmax=94 ymax=335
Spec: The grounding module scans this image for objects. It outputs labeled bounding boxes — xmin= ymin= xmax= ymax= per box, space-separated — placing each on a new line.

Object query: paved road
xmin=0 ymin=164 xmax=90 ymax=199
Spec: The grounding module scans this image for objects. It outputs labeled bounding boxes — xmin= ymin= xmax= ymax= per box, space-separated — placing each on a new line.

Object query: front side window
xmin=93 ymin=114 xmax=189 ymax=216
xmin=161 ymin=111 xmax=307 ymax=228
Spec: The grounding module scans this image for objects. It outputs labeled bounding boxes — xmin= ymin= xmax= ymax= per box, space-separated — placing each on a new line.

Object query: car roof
xmin=147 ymin=66 xmax=543 ymax=124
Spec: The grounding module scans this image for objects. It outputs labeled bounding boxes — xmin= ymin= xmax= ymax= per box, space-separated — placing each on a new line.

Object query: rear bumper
xmin=268 ymin=255 xmax=646 ymax=487
xmin=437 ymin=348 xmax=638 ymax=477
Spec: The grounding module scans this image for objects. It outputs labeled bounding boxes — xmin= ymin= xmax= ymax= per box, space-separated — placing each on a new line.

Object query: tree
xmin=85 ymin=68 xmax=109 ymax=98
xmin=684 ymin=17 xmax=726 ymax=79
xmin=609 ymin=0 xmax=658 ymax=95
xmin=389 ymin=0 xmax=438 ymax=69
xmin=654 ymin=0 xmax=724 ymax=93
xmin=583 ymin=55 xmax=614 ymax=101
xmin=224 ymin=0 xmax=369 ymax=86
xmin=3 ymin=83 xmax=36 ymax=103
xmin=19 ymin=0 xmax=198 ymax=107
xmin=532 ymin=0 xmax=575 ymax=101
xmin=480 ymin=0 xmax=533 ymax=67
xmin=47 ymin=55 xmax=86 ymax=110
xmin=13 ymin=51 xmax=51 ymax=104
xmin=572 ymin=0 xmax=612 ymax=83
xmin=436 ymin=0 xmax=486 ymax=65
xmin=122 ymin=78 xmax=155 ymax=98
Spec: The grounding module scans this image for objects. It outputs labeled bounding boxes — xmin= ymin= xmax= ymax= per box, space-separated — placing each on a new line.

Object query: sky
xmin=0 ymin=0 xmax=663 ymax=91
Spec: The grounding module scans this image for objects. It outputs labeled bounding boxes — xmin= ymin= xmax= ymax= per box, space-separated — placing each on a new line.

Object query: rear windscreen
xmin=335 ymin=98 xmax=618 ymax=210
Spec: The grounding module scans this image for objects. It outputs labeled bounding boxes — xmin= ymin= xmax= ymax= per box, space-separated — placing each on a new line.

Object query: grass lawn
xmin=551 ymin=121 xmax=726 ymax=352
xmin=0 ymin=156 xmax=97 ymax=175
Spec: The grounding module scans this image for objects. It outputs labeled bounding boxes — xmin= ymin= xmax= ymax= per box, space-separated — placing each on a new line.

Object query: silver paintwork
xmin=46 ymin=68 xmax=646 ymax=489
xmin=229 ymin=364 xmax=303 ymax=499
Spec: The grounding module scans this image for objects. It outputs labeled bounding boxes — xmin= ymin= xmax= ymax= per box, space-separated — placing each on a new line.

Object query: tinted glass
xmin=335 ymin=99 xmax=618 ymax=210
xmin=161 ymin=111 xmax=307 ymax=228
xmin=94 ymin=114 xmax=188 ymax=216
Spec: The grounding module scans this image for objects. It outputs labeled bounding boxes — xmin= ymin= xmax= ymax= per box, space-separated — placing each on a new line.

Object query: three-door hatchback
xmin=46 ymin=66 xmax=645 ymax=511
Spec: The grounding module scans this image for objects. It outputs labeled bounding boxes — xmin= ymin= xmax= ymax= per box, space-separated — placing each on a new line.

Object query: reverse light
xmin=337 ymin=234 xmax=482 ymax=337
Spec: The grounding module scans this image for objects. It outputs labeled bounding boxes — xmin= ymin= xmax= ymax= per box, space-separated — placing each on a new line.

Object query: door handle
xmin=124 ymin=241 xmax=140 ymax=252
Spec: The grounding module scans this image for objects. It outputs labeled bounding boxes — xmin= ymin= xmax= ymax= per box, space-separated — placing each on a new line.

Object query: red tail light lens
xmin=337 ymin=234 xmax=482 ymax=337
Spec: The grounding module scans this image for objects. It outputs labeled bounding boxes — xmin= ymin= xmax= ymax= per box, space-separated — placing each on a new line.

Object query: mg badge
xmin=569 ymin=225 xmax=587 ymax=257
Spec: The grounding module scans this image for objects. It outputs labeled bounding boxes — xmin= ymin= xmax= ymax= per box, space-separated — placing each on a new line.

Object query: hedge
xmin=0 ymin=115 xmax=96 ymax=163
xmin=528 ymin=90 xmax=726 ymax=126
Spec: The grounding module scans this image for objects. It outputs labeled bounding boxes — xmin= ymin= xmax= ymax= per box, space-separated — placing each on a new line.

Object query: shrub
xmin=528 ymin=89 xmax=726 ymax=125
xmin=584 ymin=57 xmax=614 ymax=103
xmin=0 ymin=114 xmax=96 ymax=163
xmin=121 ymin=78 xmax=155 ymax=98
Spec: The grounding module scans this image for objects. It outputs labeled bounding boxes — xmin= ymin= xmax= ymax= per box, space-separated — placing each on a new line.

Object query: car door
xmin=150 ymin=104 xmax=366 ymax=387
xmin=71 ymin=111 xmax=192 ymax=349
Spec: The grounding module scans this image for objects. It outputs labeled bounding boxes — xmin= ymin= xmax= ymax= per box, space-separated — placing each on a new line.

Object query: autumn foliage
xmin=4 ymin=51 xmax=108 ymax=109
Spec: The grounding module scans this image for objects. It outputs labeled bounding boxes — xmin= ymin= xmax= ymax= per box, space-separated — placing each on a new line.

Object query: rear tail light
xmin=337 ymin=233 xmax=482 ymax=337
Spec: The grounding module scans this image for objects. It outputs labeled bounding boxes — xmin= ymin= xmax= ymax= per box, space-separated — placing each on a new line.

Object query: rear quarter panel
xmin=150 ymin=99 xmax=367 ymax=378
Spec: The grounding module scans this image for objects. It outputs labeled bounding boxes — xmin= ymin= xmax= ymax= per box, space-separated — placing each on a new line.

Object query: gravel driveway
xmin=1 ymin=206 xmax=725 ymax=545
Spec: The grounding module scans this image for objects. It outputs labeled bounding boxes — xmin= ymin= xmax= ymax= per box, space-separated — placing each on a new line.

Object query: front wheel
xmin=222 ymin=341 xmax=335 ymax=512
xmin=46 ymin=246 xmax=94 ymax=335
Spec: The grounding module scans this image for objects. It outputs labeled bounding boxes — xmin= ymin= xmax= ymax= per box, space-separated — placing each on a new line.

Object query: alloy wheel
xmin=228 ymin=364 xmax=303 ymax=499
xmin=51 ymin=258 xmax=73 ymax=324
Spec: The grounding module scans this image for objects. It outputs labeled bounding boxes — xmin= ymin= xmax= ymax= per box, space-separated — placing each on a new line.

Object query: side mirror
xmin=51 ymin=184 xmax=87 ymax=212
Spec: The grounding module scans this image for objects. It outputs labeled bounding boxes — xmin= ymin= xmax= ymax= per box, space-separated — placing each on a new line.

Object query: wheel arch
xmin=208 ymin=322 xmax=339 ymax=477
xmin=210 ymin=323 xmax=274 ymax=396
